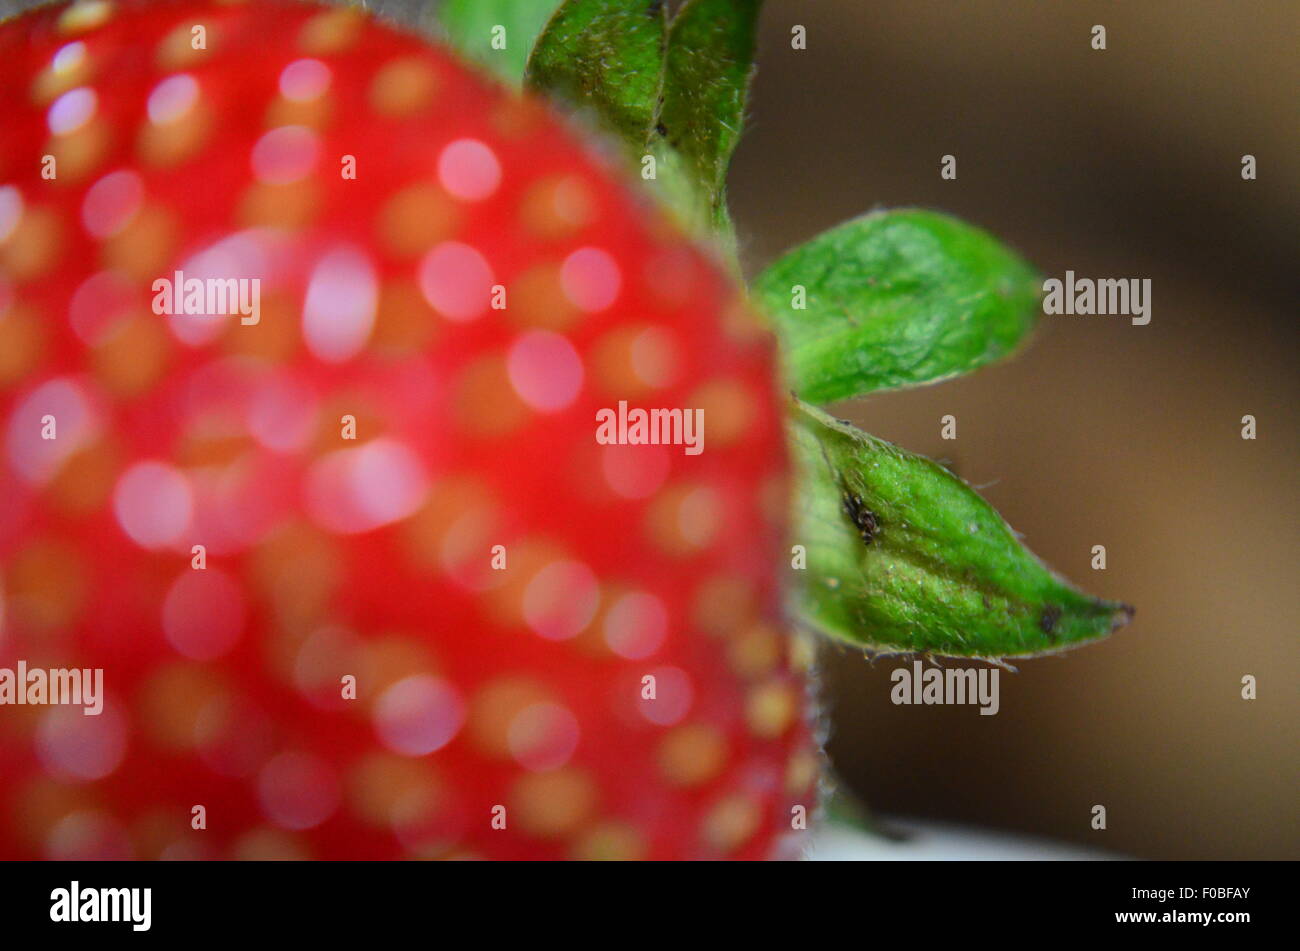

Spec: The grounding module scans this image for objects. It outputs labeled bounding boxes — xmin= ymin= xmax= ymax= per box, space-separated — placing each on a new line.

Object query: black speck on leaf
xmin=841 ymin=492 xmax=879 ymax=546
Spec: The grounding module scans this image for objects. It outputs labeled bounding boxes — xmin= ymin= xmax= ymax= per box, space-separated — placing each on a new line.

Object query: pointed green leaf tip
xmin=524 ymin=0 xmax=668 ymax=148
xmin=790 ymin=400 xmax=1133 ymax=658
xmin=756 ymin=210 xmax=1043 ymax=404
xmin=439 ymin=0 xmax=562 ymax=85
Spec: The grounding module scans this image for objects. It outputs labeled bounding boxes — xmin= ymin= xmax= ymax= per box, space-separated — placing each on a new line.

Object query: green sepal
xmin=790 ymin=399 xmax=1133 ymax=658
xmin=657 ymin=0 xmax=763 ymax=224
xmin=524 ymin=0 xmax=668 ymax=149
xmin=756 ymin=210 xmax=1042 ymax=404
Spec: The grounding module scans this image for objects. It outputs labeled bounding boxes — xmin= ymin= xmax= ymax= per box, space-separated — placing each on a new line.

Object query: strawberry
xmin=0 ymin=0 xmax=819 ymax=860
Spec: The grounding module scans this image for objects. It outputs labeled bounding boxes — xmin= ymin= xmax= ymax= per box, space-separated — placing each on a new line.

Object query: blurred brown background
xmin=729 ymin=1 xmax=1298 ymax=859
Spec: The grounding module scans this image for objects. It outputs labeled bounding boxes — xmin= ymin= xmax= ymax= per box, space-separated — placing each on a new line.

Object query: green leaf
xmin=439 ymin=0 xmax=562 ymax=86
xmin=658 ymin=0 xmax=763 ymax=224
xmin=790 ymin=399 xmax=1133 ymax=658
xmin=756 ymin=210 xmax=1043 ymax=404
xmin=524 ymin=0 xmax=668 ymax=149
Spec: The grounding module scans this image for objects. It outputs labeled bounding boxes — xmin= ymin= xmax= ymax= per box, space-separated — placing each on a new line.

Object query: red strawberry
xmin=0 ymin=0 xmax=819 ymax=859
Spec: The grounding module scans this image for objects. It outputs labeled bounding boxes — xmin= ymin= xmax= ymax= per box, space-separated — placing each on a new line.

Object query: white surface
xmin=806 ymin=817 xmax=1119 ymax=861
